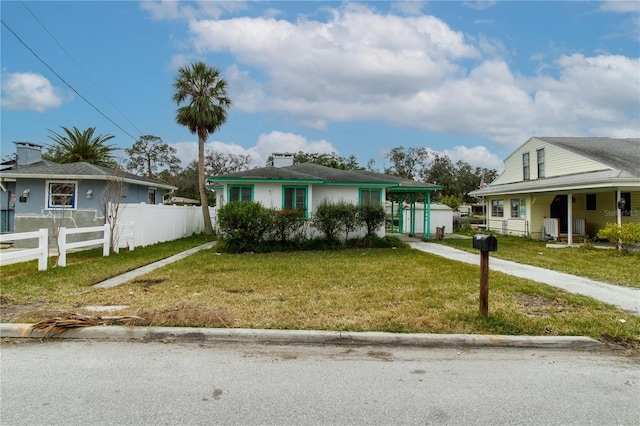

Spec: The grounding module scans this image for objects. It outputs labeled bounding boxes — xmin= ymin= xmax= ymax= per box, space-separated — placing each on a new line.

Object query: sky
xmin=1 ymin=1 xmax=639 ymax=174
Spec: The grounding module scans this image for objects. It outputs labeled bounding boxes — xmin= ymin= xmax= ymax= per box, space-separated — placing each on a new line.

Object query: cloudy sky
xmin=1 ymin=1 xmax=639 ymax=172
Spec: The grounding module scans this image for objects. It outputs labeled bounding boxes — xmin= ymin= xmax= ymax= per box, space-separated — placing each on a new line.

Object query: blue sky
xmin=1 ymin=1 xmax=639 ymax=173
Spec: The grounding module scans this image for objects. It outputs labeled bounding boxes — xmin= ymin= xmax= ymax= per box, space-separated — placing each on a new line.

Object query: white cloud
xmin=442 ymin=145 xmax=504 ymax=171
xmin=0 ymin=72 xmax=65 ymax=112
xmin=464 ymin=1 xmax=498 ymax=11
xmin=599 ymin=1 xmax=640 ymax=14
xmin=153 ymin=3 xmax=639 ymax=151
xmin=170 ymin=131 xmax=338 ymax=168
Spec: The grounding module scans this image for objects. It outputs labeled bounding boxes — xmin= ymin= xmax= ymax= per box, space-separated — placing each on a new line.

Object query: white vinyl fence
xmin=57 ymin=224 xmax=110 ymax=267
xmin=111 ymin=203 xmax=217 ymax=248
xmin=0 ymin=228 xmax=48 ymax=271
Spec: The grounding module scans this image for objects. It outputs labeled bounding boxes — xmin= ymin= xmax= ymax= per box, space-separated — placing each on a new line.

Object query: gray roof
xmin=536 ymin=137 xmax=640 ymax=176
xmin=470 ymin=137 xmax=640 ymax=197
xmin=0 ymin=160 xmax=176 ymax=190
xmin=209 ymin=162 xmax=442 ymax=190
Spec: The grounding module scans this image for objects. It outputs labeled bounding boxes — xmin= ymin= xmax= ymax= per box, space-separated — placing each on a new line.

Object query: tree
xmin=173 ymin=61 xmax=231 ymax=235
xmin=265 ymin=151 xmax=363 ymax=170
xmin=125 ymin=135 xmax=181 ymax=179
xmin=383 ymin=146 xmax=430 ymax=180
xmin=44 ymin=126 xmax=117 ymax=166
xmin=423 ymin=153 xmax=457 ymax=197
xmin=205 ymin=151 xmax=251 ymax=176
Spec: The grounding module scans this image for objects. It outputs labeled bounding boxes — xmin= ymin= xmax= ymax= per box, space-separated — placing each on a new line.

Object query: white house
xmin=208 ymin=155 xmax=444 ymax=239
xmin=469 ymin=137 xmax=640 ymax=243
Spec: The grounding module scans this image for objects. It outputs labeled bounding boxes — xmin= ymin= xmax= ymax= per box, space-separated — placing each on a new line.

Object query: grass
xmin=437 ymin=232 xmax=640 ymax=288
xmin=1 ymin=236 xmax=638 ymax=348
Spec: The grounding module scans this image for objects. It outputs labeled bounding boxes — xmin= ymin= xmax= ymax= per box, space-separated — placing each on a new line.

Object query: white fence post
xmin=103 ymin=223 xmax=111 ymax=256
xmin=57 ymin=227 xmax=68 ymax=267
xmin=37 ymin=228 xmax=48 ymax=271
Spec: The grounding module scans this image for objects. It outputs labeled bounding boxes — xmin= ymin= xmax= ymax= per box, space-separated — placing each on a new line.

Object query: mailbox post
xmin=472 ymin=234 xmax=497 ymax=316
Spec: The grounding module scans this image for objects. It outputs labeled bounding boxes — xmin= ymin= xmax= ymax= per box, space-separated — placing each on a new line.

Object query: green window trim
xmin=227 ymin=185 xmax=254 ymax=202
xmin=359 ymin=188 xmax=382 ymax=205
xmin=282 ymin=186 xmax=308 ymax=218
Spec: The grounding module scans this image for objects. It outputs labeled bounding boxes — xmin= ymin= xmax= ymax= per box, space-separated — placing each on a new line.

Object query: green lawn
xmin=436 ymin=233 xmax=640 ymax=288
xmin=1 ymin=236 xmax=638 ymax=347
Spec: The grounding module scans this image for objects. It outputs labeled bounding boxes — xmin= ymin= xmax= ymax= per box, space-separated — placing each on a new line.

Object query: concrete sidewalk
xmin=93 ymin=242 xmax=215 ymax=288
xmin=404 ymin=238 xmax=639 ymax=316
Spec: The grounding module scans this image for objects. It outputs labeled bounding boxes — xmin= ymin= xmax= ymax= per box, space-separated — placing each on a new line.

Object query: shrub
xmin=311 ymin=200 xmax=346 ymax=242
xmin=358 ymin=203 xmax=386 ymax=236
xmin=335 ymin=200 xmax=361 ymax=241
xmin=271 ymin=209 xmax=305 ymax=244
xmin=217 ymin=201 xmax=274 ymax=253
xmin=440 ymin=195 xmax=461 ymax=211
xmin=596 ymin=222 xmax=640 ymax=254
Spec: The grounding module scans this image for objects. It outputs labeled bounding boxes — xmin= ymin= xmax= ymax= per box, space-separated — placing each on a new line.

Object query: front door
xmin=550 ymin=195 xmax=568 ymax=234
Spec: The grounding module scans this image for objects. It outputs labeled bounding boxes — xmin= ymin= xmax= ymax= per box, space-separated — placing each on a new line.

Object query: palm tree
xmin=172 ymin=62 xmax=231 ymax=235
xmin=45 ymin=126 xmax=117 ymax=166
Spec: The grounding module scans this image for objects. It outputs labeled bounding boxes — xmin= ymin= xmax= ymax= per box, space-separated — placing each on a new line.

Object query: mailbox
xmin=473 ymin=234 xmax=497 ymax=252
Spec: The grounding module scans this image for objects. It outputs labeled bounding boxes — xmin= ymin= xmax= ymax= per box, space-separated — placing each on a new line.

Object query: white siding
xmin=493 ymin=138 xmax=611 ymax=185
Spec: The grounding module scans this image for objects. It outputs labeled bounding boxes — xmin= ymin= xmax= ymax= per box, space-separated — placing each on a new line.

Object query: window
xmin=148 ymin=188 xmax=156 ymax=204
xmin=586 ymin=194 xmax=596 ymax=211
xmin=228 ymin=185 xmax=253 ymax=202
xmin=47 ymin=181 xmax=77 ymax=209
xmin=491 ymin=199 xmax=504 ymax=217
xmin=537 ymin=149 xmax=545 ymax=178
xmin=359 ymin=188 xmax=382 ymax=205
xmin=522 ymin=152 xmax=530 ymax=181
xmin=620 ymin=192 xmax=631 ymax=216
xmin=511 ymin=198 xmax=526 ymax=218
xmin=283 ymin=186 xmax=308 ymax=217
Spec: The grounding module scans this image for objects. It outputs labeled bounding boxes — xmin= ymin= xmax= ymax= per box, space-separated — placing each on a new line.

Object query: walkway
xmin=398 ymin=235 xmax=639 ymax=316
xmin=93 ymin=242 xmax=215 ymax=288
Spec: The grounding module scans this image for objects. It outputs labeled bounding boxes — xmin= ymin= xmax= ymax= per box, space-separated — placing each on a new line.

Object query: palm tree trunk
xmin=198 ymin=135 xmax=214 ymax=235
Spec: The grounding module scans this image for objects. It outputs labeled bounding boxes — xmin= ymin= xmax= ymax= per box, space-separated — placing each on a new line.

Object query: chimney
xmin=272 ymin=152 xmax=294 ymax=167
xmin=14 ymin=142 xmax=44 ymax=166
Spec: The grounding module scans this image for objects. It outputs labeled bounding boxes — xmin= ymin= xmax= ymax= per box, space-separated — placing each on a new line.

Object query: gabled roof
xmin=470 ymin=136 xmax=640 ymax=197
xmin=535 ymin=137 xmax=640 ymax=176
xmin=0 ymin=160 xmax=176 ymax=190
xmin=208 ymin=162 xmax=443 ymax=191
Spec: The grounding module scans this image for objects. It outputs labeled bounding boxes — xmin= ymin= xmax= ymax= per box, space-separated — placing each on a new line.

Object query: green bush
xmin=270 ymin=209 xmax=306 ymax=244
xmin=596 ymin=222 xmax=640 ymax=254
xmin=311 ymin=200 xmax=346 ymax=242
xmin=217 ymin=201 xmax=274 ymax=253
xmin=335 ymin=200 xmax=361 ymax=241
xmin=358 ymin=203 xmax=386 ymax=236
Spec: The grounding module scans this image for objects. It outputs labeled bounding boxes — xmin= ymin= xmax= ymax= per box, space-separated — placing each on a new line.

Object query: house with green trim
xmin=207 ymin=154 xmax=444 ymax=239
xmin=469 ymin=137 xmax=640 ymax=244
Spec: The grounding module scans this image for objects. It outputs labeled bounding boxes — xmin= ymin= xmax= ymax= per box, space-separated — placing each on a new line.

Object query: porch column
xmin=422 ymin=196 xmax=427 ymax=238
xmin=567 ymin=192 xmax=573 ymax=245
xmin=617 ymin=190 xmax=622 ymax=227
xmin=426 ymin=191 xmax=431 ymax=239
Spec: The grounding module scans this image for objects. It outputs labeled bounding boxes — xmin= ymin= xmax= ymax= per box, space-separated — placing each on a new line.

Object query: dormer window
xmin=522 ymin=152 xmax=530 ymax=181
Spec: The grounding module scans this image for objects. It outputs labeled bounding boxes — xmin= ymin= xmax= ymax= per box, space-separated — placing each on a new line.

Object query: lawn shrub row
xmin=217 ymin=200 xmax=389 ymax=253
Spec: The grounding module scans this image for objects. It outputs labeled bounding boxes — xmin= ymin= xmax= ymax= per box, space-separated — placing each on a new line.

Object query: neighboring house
xmin=0 ymin=142 xmax=175 ymax=240
xmin=469 ymin=137 xmax=640 ymax=243
xmin=208 ymin=154 xmax=444 ymax=239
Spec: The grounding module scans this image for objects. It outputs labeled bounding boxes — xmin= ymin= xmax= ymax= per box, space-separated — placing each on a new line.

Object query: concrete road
xmin=1 ymin=340 xmax=638 ymax=425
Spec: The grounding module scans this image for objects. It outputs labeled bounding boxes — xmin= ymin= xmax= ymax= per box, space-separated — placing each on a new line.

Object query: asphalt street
xmin=1 ymin=340 xmax=638 ymax=426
